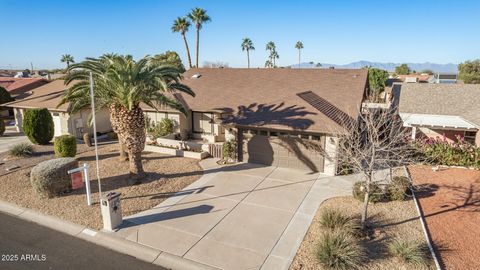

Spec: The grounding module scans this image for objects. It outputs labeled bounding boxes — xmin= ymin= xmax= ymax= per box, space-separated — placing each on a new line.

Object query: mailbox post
xmin=100 ymin=192 xmax=123 ymax=231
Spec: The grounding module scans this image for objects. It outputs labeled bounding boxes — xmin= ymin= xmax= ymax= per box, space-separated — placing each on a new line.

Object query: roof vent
xmin=191 ymin=73 xmax=202 ymax=79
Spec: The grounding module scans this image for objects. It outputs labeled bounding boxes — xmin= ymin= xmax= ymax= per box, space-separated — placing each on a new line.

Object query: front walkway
xmin=113 ymin=159 xmax=363 ymax=270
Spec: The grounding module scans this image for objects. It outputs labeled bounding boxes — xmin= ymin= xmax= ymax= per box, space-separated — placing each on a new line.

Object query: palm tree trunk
xmin=298 ymin=50 xmax=301 ymax=67
xmin=247 ymin=50 xmax=250 ymax=68
xmin=195 ymin=26 xmax=200 ymax=68
xmin=119 ymin=143 xmax=129 ymax=161
xmin=182 ymin=33 xmax=193 ymax=69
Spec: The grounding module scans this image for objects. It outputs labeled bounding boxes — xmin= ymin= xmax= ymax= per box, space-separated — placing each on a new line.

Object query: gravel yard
xmin=0 ymin=142 xmax=202 ymax=230
xmin=291 ymin=196 xmax=434 ymax=270
xmin=410 ymin=165 xmax=480 ymax=270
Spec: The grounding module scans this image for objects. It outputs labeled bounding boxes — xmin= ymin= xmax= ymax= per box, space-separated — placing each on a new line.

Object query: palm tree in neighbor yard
xmin=188 ymin=7 xmax=211 ymax=68
xmin=172 ymin=17 xmax=193 ymax=69
xmin=295 ymin=41 xmax=304 ymax=67
xmin=60 ymin=54 xmax=75 ymax=70
xmin=58 ymin=54 xmax=195 ymax=182
xmin=241 ymin=38 xmax=255 ymax=68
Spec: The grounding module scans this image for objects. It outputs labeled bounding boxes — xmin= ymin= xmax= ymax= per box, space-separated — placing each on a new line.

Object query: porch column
xmin=411 ymin=126 xmax=417 ymax=140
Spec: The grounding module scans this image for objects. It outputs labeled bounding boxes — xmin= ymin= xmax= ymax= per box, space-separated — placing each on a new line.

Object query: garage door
xmin=239 ymin=129 xmax=325 ymax=172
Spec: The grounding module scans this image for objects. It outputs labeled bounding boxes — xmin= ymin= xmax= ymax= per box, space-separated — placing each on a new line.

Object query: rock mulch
xmin=410 ymin=165 xmax=480 ymax=270
xmin=0 ymin=143 xmax=202 ymax=230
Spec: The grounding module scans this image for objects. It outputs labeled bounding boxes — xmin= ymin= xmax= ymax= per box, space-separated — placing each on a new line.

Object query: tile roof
xmin=3 ymin=80 xmax=70 ymax=111
xmin=396 ymin=83 xmax=480 ymax=127
xmin=0 ymin=77 xmax=48 ymax=94
xmin=179 ymin=68 xmax=368 ymax=133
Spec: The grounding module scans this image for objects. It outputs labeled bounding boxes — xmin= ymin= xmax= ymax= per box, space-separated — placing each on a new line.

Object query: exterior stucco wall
xmin=475 ymin=131 xmax=480 ymax=147
xmin=145 ymin=111 xmax=189 ymax=139
xmin=417 ymin=127 xmax=467 ymax=143
xmin=69 ymin=109 xmax=112 ymax=138
xmin=323 ymin=136 xmax=338 ymax=176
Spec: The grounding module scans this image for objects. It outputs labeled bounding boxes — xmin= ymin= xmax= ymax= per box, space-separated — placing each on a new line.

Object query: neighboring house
xmin=396 ymin=74 xmax=432 ymax=83
xmin=3 ymin=80 xmax=112 ymax=138
xmin=5 ymin=68 xmax=369 ymax=175
xmin=0 ymin=77 xmax=49 ymax=98
xmin=395 ymin=83 xmax=480 ymax=146
xmin=430 ymin=73 xmax=458 ymax=84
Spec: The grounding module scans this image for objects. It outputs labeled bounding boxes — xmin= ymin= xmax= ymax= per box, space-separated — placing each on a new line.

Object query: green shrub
xmin=23 ymin=108 xmax=54 ymax=145
xmin=0 ymin=120 xmax=5 ymax=136
xmin=147 ymin=118 xmax=174 ymax=139
xmin=320 ymin=209 xmax=360 ymax=235
xmin=315 ymin=230 xmax=366 ymax=270
xmin=387 ymin=176 xmax=411 ymax=201
xmin=54 ymin=135 xmax=77 ymax=157
xmin=0 ymin=86 xmax=14 ymax=105
xmin=388 ymin=239 xmax=429 ymax=266
xmin=10 ymin=143 xmax=34 ymax=157
xmin=352 ymin=181 xmax=384 ymax=203
xmin=222 ymin=139 xmax=237 ymax=160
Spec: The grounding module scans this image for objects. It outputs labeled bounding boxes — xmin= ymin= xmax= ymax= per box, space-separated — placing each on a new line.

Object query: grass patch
xmin=388 ymin=238 xmax=429 ymax=266
xmin=315 ymin=230 xmax=366 ymax=270
xmin=10 ymin=143 xmax=34 ymax=157
xmin=319 ymin=208 xmax=361 ymax=236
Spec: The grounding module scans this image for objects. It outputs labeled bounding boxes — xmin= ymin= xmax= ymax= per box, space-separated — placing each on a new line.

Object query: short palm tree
xmin=58 ymin=54 xmax=195 ymax=181
xmin=188 ymin=7 xmax=211 ymax=68
xmin=172 ymin=17 xmax=193 ymax=69
xmin=241 ymin=38 xmax=255 ymax=68
xmin=61 ymin=54 xmax=75 ymax=69
xmin=295 ymin=41 xmax=304 ymax=67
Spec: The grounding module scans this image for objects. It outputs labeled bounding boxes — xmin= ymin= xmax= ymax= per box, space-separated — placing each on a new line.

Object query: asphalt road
xmin=0 ymin=212 xmax=165 ymax=270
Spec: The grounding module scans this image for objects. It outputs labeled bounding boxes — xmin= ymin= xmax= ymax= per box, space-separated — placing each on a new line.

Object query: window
xmin=300 ymin=134 xmax=310 ymax=139
xmin=465 ymin=131 xmax=476 ymax=144
xmin=259 ymin=130 xmax=268 ymax=136
xmin=249 ymin=129 xmax=258 ymax=135
xmin=193 ymin=112 xmax=214 ymax=134
xmin=270 ymin=131 xmax=278 ymax=137
xmin=311 ymin=135 xmax=321 ymax=141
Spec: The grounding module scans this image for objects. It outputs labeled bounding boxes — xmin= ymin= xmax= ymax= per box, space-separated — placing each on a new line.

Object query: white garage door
xmin=52 ymin=114 xmax=62 ymax=137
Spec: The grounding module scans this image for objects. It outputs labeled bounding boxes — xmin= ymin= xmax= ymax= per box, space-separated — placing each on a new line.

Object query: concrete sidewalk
xmin=112 ymin=159 xmax=371 ymax=270
xmin=0 ymin=129 xmax=28 ymax=154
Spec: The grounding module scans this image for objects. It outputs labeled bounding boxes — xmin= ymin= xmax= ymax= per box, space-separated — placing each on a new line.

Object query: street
xmin=0 ymin=212 xmax=164 ymax=270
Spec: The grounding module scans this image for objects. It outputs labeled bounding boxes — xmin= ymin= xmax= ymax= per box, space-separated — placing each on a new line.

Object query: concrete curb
xmin=403 ymin=166 xmax=442 ymax=270
xmin=0 ymin=199 xmax=217 ymax=270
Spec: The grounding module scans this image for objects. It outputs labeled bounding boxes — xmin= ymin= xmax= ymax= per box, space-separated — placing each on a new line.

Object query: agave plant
xmin=58 ymin=54 xmax=194 ymax=181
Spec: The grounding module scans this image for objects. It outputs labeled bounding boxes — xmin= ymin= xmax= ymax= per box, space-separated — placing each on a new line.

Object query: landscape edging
xmin=0 ymin=199 xmax=217 ymax=270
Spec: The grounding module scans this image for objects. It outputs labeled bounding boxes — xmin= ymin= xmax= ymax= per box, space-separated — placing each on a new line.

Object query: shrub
xmin=23 ymin=108 xmax=54 ymax=145
xmin=10 ymin=143 xmax=34 ymax=157
xmin=320 ymin=208 xmax=360 ymax=235
xmin=222 ymin=139 xmax=237 ymax=161
xmin=30 ymin=158 xmax=78 ymax=198
xmin=147 ymin=118 xmax=174 ymax=139
xmin=54 ymin=135 xmax=77 ymax=157
xmin=0 ymin=86 xmax=14 ymax=105
xmin=0 ymin=120 xmax=5 ymax=136
xmin=315 ymin=230 xmax=366 ymax=270
xmin=388 ymin=239 xmax=429 ymax=266
xmin=352 ymin=181 xmax=384 ymax=203
xmin=387 ymin=176 xmax=411 ymax=201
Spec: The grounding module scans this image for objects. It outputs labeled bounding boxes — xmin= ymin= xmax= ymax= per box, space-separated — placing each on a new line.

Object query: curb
xmin=0 ymin=199 xmax=218 ymax=270
xmin=403 ymin=166 xmax=442 ymax=270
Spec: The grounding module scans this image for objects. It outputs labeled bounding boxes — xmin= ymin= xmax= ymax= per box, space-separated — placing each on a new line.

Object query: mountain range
xmin=291 ymin=60 xmax=458 ymax=73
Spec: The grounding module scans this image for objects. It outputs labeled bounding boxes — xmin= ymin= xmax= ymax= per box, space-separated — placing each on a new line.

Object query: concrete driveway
xmin=114 ymin=159 xmax=359 ymax=270
xmin=0 ymin=128 xmax=28 ymax=154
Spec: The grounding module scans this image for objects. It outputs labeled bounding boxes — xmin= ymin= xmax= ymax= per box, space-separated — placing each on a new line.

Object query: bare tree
xmin=334 ymin=107 xmax=419 ymax=229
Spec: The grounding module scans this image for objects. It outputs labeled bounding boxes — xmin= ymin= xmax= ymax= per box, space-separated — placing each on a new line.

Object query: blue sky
xmin=1 ymin=0 xmax=479 ymax=69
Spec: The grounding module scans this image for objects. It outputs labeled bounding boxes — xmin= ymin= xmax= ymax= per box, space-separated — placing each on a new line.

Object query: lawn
xmin=0 ymin=142 xmax=203 ymax=230
xmin=410 ymin=165 xmax=480 ymax=270
xmin=291 ymin=170 xmax=435 ymax=270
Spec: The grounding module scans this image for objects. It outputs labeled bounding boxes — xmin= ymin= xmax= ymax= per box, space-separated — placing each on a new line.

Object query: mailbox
xmin=100 ymin=192 xmax=123 ymax=231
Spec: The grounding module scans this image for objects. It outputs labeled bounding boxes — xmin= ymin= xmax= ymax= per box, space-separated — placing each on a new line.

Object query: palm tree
xmin=60 ymin=54 xmax=75 ymax=70
xmin=271 ymin=50 xmax=279 ymax=67
xmin=295 ymin=41 xmax=304 ymax=67
xmin=58 ymin=54 xmax=195 ymax=181
xmin=188 ymin=7 xmax=211 ymax=68
xmin=172 ymin=17 xmax=193 ymax=69
xmin=266 ymin=42 xmax=278 ymax=68
xmin=241 ymin=38 xmax=255 ymax=68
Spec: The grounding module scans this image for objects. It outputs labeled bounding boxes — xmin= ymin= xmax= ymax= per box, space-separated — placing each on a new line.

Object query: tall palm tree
xmin=172 ymin=17 xmax=193 ymax=69
xmin=60 ymin=54 xmax=75 ymax=69
xmin=271 ymin=50 xmax=279 ymax=67
xmin=295 ymin=41 xmax=304 ymax=67
xmin=241 ymin=38 xmax=255 ymax=68
xmin=188 ymin=7 xmax=211 ymax=68
xmin=265 ymin=42 xmax=277 ymax=68
xmin=58 ymin=54 xmax=194 ymax=181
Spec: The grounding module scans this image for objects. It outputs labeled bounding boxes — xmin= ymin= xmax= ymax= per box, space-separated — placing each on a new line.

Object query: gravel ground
xmin=410 ymin=165 xmax=480 ymax=270
xmin=291 ymin=194 xmax=434 ymax=269
xmin=0 ymin=143 xmax=202 ymax=230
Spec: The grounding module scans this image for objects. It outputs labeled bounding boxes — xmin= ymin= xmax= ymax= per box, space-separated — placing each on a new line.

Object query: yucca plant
xmin=319 ymin=208 xmax=360 ymax=236
xmin=315 ymin=230 xmax=366 ymax=270
xmin=388 ymin=238 xmax=429 ymax=266
xmin=10 ymin=143 xmax=34 ymax=157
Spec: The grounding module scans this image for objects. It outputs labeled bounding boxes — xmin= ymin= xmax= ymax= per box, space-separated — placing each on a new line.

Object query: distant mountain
xmin=291 ymin=61 xmax=458 ymax=73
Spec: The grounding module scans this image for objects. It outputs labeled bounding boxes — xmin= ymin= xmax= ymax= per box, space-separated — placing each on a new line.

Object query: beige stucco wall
xmin=145 ymin=111 xmax=189 ymax=138
xmin=475 ymin=131 xmax=480 ymax=147
xmin=68 ymin=109 xmax=112 ymax=138
xmin=323 ymin=136 xmax=338 ymax=176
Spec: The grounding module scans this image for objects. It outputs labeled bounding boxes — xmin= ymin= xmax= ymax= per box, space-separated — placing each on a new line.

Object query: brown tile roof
xmin=3 ymin=80 xmax=70 ymax=111
xmin=396 ymin=83 xmax=480 ymax=127
xmin=179 ymin=68 xmax=368 ymax=133
xmin=396 ymin=74 xmax=431 ymax=82
xmin=0 ymin=77 xmax=49 ymax=96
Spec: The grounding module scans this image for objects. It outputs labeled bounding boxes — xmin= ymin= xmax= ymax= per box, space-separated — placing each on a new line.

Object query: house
xmin=0 ymin=77 xmax=49 ymax=118
xmin=3 ymin=80 xmax=112 ymax=137
xmin=396 ymin=74 xmax=432 ymax=83
xmin=5 ymin=68 xmax=369 ymax=175
xmin=430 ymin=73 xmax=458 ymax=84
xmin=395 ymin=83 xmax=480 ymax=146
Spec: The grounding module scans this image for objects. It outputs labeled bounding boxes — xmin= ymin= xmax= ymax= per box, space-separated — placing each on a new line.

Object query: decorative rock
xmin=6 ymin=165 xmax=20 ymax=171
xmin=30 ymin=158 xmax=78 ymax=198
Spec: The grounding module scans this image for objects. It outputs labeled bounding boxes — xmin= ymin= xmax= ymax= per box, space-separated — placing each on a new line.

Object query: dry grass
xmin=290 ymin=196 xmax=435 ymax=270
xmin=0 ymin=143 xmax=202 ymax=230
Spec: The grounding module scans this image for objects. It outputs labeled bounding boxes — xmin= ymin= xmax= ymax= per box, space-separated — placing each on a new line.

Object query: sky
xmin=1 ymin=0 xmax=479 ymax=70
